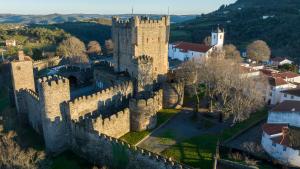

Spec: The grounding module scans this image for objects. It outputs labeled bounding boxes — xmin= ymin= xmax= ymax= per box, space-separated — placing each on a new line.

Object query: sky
xmin=0 ymin=0 xmax=237 ymax=15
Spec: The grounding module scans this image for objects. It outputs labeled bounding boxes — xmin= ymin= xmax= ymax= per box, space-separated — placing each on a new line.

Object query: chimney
xmin=18 ymin=51 xmax=25 ymax=61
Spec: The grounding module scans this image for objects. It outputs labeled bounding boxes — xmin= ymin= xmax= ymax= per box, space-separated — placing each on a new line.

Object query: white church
xmin=168 ymin=27 xmax=225 ymax=61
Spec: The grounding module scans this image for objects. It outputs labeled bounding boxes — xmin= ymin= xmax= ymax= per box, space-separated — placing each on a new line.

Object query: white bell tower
xmin=211 ymin=26 xmax=224 ymax=48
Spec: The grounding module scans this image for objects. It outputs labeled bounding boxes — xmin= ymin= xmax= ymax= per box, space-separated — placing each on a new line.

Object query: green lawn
xmin=161 ymin=109 xmax=268 ymax=169
xmin=120 ymin=109 xmax=180 ymax=145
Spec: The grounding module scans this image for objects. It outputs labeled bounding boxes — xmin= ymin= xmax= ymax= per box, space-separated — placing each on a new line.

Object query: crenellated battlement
xmin=24 ymin=89 xmax=39 ymax=101
xmin=70 ymin=122 xmax=192 ymax=169
xmin=134 ymin=55 xmax=153 ymax=64
xmin=38 ymin=75 xmax=69 ymax=88
xmin=69 ymin=81 xmax=132 ymax=105
xmin=112 ymin=16 xmax=170 ymax=28
xmin=130 ymin=90 xmax=163 ymax=107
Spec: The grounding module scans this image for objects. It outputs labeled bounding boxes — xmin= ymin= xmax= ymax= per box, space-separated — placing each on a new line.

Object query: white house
xmin=168 ymin=27 xmax=224 ymax=61
xmin=262 ymin=101 xmax=300 ymax=167
xmin=273 ymin=72 xmax=300 ymax=84
xmin=270 ymin=57 xmax=293 ymax=66
xmin=5 ymin=40 xmax=16 ymax=47
xmin=281 ymin=88 xmax=300 ymax=102
xmin=266 ymin=77 xmax=297 ymax=105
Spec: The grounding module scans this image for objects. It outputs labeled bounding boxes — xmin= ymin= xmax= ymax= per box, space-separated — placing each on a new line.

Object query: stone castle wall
xmin=33 ymin=56 xmax=61 ymax=71
xmin=77 ymin=108 xmax=130 ymax=138
xmin=67 ymin=81 xmax=133 ymax=121
xmin=163 ymin=82 xmax=184 ymax=109
xmin=129 ymin=90 xmax=163 ymax=131
xmin=23 ymin=89 xmax=42 ymax=133
xmin=70 ymin=122 xmax=191 ymax=169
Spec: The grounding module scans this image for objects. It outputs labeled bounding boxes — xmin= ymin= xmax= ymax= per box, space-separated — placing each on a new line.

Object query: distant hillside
xmin=171 ymin=0 xmax=300 ymax=61
xmin=0 ymin=14 xmax=197 ymax=24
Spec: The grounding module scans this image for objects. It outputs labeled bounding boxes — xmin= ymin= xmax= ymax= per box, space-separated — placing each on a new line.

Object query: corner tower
xmin=38 ymin=75 xmax=70 ymax=154
xmin=112 ymin=16 xmax=170 ymax=81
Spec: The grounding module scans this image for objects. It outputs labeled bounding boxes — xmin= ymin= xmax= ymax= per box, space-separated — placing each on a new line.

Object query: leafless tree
xmin=87 ymin=41 xmax=102 ymax=56
xmin=247 ymin=40 xmax=271 ymax=62
xmin=56 ymin=36 xmax=89 ymax=68
xmin=223 ymin=44 xmax=241 ymax=62
xmin=175 ymin=49 xmax=266 ymax=123
xmin=203 ymin=36 xmax=212 ymax=46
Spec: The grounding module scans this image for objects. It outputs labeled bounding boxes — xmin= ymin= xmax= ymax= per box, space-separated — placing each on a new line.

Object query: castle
xmin=10 ymin=16 xmax=187 ymax=169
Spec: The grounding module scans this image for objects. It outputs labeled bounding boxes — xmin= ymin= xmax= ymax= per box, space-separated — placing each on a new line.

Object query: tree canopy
xmin=247 ymin=40 xmax=271 ymax=62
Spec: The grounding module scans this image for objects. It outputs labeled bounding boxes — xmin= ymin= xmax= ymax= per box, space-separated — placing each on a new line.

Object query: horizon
xmin=0 ymin=0 xmax=236 ymax=15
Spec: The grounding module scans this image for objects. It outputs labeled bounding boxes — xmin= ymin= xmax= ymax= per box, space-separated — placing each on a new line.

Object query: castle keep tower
xmin=112 ymin=16 xmax=170 ymax=81
xmin=38 ymin=76 xmax=70 ymax=153
xmin=11 ymin=51 xmax=35 ymax=119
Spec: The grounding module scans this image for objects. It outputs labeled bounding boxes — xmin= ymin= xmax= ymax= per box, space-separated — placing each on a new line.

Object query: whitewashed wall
xmin=267 ymin=112 xmax=300 ymax=128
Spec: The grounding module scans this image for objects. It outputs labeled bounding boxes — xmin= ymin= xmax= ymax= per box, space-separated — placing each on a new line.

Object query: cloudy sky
xmin=0 ymin=0 xmax=236 ymax=15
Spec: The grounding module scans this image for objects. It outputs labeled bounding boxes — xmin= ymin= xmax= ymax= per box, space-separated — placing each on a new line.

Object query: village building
xmin=168 ymin=27 xmax=224 ymax=61
xmin=270 ymin=57 xmax=293 ymax=67
xmin=5 ymin=39 xmax=16 ymax=47
xmin=281 ymin=88 xmax=300 ymax=102
xmin=265 ymin=77 xmax=297 ymax=105
xmin=262 ymin=100 xmax=300 ymax=167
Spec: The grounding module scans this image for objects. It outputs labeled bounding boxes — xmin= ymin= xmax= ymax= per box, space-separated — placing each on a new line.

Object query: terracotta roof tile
xmin=268 ymin=77 xmax=288 ymax=86
xmin=262 ymin=123 xmax=288 ymax=135
xmin=174 ymin=42 xmax=211 ymax=53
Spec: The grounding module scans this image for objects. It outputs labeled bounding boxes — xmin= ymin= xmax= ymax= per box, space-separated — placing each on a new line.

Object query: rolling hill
xmin=171 ymin=0 xmax=300 ymax=62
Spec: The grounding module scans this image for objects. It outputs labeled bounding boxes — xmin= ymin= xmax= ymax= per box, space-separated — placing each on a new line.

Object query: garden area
xmin=160 ymin=109 xmax=269 ymax=169
xmin=120 ymin=109 xmax=180 ymax=145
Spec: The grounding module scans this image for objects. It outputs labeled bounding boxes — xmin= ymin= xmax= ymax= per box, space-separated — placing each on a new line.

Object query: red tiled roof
xmin=174 ymin=42 xmax=211 ymax=53
xmin=262 ymin=123 xmax=288 ymax=135
xmin=260 ymin=69 xmax=277 ymax=76
xmin=268 ymin=77 xmax=288 ymax=86
xmin=240 ymin=66 xmax=258 ymax=73
xmin=275 ymin=72 xmax=300 ymax=79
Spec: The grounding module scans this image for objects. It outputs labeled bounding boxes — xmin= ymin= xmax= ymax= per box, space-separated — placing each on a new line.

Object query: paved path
xmin=138 ymin=109 xmax=229 ymax=154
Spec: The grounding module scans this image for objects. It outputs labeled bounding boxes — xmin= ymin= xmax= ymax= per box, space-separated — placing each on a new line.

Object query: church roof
xmin=173 ymin=42 xmax=211 ymax=53
xmin=271 ymin=100 xmax=300 ymax=113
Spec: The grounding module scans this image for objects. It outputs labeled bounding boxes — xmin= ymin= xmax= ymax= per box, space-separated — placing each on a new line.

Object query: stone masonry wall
xmin=33 ymin=56 xmax=61 ymax=71
xmin=38 ymin=75 xmax=71 ymax=154
xmin=112 ymin=16 xmax=170 ymax=81
xmin=11 ymin=60 xmax=35 ymax=118
xmin=67 ymin=81 xmax=133 ymax=121
xmin=77 ymin=108 xmax=130 ymax=138
xmin=24 ymin=89 xmax=42 ymax=133
xmin=129 ymin=90 xmax=163 ymax=131
xmin=70 ymin=122 xmax=192 ymax=169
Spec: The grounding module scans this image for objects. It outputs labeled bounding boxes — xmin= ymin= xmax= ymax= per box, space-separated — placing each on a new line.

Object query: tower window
xmin=158 ymin=37 xmax=160 ymax=42
xmin=17 ymin=66 xmax=21 ymax=70
xmin=220 ymin=35 xmax=223 ymax=39
xmin=155 ymin=67 xmax=157 ymax=71
xmin=147 ymin=38 xmax=149 ymax=43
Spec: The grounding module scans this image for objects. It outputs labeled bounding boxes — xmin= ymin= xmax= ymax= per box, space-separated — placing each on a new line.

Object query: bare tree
xmin=105 ymin=39 xmax=114 ymax=55
xmin=176 ymin=50 xmax=265 ymax=123
xmin=223 ymin=44 xmax=241 ymax=62
xmin=203 ymin=36 xmax=212 ymax=46
xmin=87 ymin=41 xmax=102 ymax=56
xmin=247 ymin=40 xmax=271 ymax=62
xmin=56 ymin=36 xmax=89 ymax=68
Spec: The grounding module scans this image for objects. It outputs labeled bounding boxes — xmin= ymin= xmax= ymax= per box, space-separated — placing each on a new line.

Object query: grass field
xmin=161 ymin=109 xmax=268 ymax=169
xmin=120 ymin=109 xmax=180 ymax=145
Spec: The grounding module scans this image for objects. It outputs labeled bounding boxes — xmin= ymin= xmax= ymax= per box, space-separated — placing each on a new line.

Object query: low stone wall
xmin=33 ymin=56 xmax=61 ymax=71
xmin=77 ymin=108 xmax=130 ymax=138
xmin=129 ymin=90 xmax=163 ymax=131
xmin=67 ymin=81 xmax=133 ymax=120
xmin=70 ymin=122 xmax=192 ymax=169
xmin=163 ymin=82 xmax=184 ymax=109
xmin=217 ymin=159 xmax=258 ymax=169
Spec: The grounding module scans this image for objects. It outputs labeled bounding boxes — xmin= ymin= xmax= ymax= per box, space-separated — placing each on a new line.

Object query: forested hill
xmin=170 ymin=0 xmax=300 ymax=61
